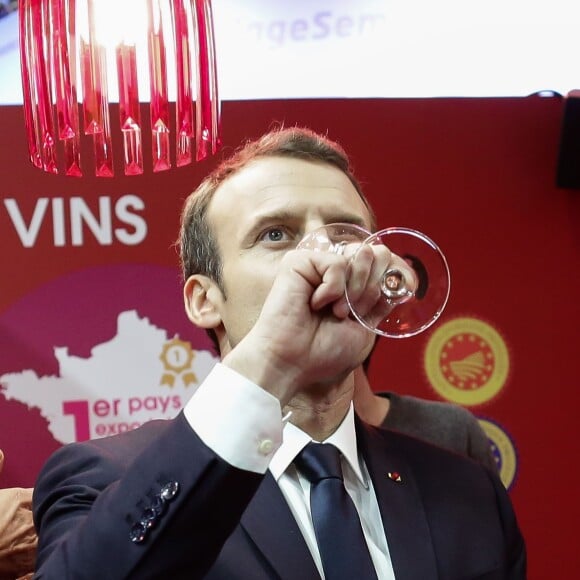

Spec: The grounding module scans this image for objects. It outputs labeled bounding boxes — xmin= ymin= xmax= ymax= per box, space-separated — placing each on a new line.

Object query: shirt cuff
xmin=183 ymin=363 xmax=283 ymax=473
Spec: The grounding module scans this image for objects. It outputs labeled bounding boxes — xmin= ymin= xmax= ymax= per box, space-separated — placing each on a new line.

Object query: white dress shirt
xmin=184 ymin=363 xmax=396 ymax=580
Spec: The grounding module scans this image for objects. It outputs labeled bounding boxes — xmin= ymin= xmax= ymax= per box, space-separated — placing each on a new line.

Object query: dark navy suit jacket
xmin=33 ymin=412 xmax=526 ymax=579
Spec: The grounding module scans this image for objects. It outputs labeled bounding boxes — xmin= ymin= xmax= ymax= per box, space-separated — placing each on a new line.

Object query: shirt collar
xmin=269 ymin=403 xmax=367 ymax=486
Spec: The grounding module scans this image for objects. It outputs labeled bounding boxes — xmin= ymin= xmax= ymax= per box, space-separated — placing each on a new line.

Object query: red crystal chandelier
xmin=19 ymin=0 xmax=220 ymax=177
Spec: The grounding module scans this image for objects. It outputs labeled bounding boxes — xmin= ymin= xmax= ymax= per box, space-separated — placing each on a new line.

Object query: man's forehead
xmin=208 ymin=156 xmax=369 ymax=221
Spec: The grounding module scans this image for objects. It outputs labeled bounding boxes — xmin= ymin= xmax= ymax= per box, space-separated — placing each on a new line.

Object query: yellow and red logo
xmin=478 ymin=418 xmax=518 ymax=491
xmin=424 ymin=317 xmax=509 ymax=406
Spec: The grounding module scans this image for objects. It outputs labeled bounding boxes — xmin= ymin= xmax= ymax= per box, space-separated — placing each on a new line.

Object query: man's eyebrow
xmin=240 ymin=210 xmax=298 ymax=243
xmin=325 ymin=213 xmax=369 ymax=230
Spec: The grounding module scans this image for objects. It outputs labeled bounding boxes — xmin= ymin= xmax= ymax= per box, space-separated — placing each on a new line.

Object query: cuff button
xmin=150 ymin=495 xmax=166 ymax=516
xmin=160 ymin=481 xmax=179 ymax=501
xmin=258 ymin=439 xmax=274 ymax=455
xmin=141 ymin=507 xmax=157 ymax=529
xmin=129 ymin=522 xmax=148 ymax=544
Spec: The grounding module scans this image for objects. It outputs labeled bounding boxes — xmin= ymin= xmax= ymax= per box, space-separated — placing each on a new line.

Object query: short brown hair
xmin=178 ymin=126 xmax=375 ymax=350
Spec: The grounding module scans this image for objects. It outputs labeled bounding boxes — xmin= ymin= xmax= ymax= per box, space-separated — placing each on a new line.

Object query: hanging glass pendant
xmin=19 ymin=0 xmax=220 ymax=177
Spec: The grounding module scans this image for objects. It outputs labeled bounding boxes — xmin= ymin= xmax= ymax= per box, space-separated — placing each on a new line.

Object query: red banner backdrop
xmin=0 ymin=97 xmax=578 ymax=578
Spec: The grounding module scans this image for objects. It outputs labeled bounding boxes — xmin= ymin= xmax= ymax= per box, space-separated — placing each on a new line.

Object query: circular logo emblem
xmin=478 ymin=418 xmax=518 ymax=490
xmin=424 ymin=317 xmax=509 ymax=406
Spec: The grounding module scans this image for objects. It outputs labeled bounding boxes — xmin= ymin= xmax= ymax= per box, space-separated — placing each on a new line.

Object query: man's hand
xmin=223 ymin=244 xmax=391 ymax=405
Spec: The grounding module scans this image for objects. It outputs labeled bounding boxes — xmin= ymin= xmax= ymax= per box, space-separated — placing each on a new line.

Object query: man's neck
xmin=284 ymin=378 xmax=354 ymax=441
xmin=352 ymin=367 xmax=390 ymax=427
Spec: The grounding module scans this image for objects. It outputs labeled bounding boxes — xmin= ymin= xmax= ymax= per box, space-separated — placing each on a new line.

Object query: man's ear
xmin=183 ymin=275 xmax=223 ymax=329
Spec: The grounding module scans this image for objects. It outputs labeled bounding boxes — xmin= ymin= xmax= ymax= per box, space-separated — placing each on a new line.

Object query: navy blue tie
xmin=294 ymin=442 xmax=378 ymax=579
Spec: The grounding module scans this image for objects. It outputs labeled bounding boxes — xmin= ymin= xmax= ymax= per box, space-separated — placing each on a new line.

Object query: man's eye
xmin=260 ymin=228 xmax=289 ymax=243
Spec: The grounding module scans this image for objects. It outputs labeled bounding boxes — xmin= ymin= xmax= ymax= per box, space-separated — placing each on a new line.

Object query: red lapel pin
xmin=387 ymin=471 xmax=402 ymax=483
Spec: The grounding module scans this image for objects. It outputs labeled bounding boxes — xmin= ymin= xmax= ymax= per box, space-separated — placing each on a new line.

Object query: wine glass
xmin=297 ymin=223 xmax=450 ymax=338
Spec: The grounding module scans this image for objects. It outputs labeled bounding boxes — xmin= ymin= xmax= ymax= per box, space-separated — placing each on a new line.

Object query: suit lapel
xmin=241 ymin=472 xmax=320 ymax=580
xmin=240 ymin=421 xmax=439 ymax=580
xmin=357 ymin=420 xmax=438 ymax=580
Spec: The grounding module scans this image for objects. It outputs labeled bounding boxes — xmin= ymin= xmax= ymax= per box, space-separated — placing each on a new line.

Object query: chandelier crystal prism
xmin=19 ymin=0 xmax=220 ymax=177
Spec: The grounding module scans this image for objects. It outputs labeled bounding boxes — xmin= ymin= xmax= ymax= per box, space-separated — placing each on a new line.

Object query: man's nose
xmin=303 ymin=218 xmax=328 ymax=236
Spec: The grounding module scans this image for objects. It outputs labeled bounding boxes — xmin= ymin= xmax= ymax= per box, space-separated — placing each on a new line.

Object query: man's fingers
xmin=346 ymin=244 xmax=391 ymax=318
xmin=278 ymin=245 xmax=410 ymax=323
xmin=310 ymin=260 xmax=347 ymax=312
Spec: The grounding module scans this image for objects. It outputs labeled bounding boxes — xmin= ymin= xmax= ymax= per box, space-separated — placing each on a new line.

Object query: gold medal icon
xmin=159 ymin=338 xmax=198 ymax=387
